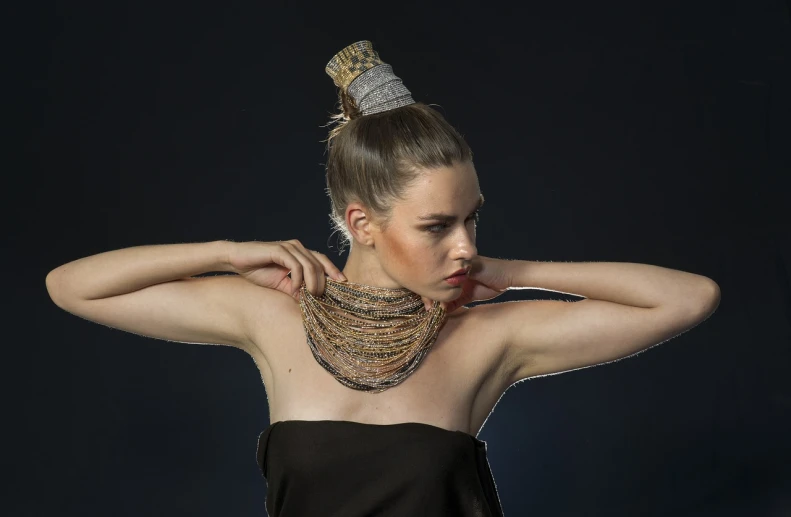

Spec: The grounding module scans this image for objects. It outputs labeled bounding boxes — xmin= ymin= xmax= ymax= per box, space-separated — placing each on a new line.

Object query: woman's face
xmin=373 ymin=160 xmax=483 ymax=300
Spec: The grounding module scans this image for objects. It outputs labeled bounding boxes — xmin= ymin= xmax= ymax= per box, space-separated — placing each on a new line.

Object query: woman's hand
xmin=228 ymin=239 xmax=346 ymax=301
xmin=422 ymin=255 xmax=512 ymax=314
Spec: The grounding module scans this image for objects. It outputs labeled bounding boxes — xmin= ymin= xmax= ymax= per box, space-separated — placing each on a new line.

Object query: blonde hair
xmin=322 ymin=91 xmax=474 ymax=253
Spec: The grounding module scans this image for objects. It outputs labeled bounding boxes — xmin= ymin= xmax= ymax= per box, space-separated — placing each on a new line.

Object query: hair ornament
xmin=325 ymin=40 xmax=416 ymax=116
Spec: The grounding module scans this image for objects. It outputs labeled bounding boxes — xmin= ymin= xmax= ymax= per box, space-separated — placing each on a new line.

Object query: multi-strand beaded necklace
xmin=298 ymin=277 xmax=447 ymax=393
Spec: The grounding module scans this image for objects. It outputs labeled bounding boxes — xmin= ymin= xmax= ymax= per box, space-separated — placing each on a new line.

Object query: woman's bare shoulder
xmin=445 ymin=303 xmax=511 ymax=367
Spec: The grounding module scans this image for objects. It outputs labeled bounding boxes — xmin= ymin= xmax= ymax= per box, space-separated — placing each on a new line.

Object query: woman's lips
xmin=445 ymin=273 xmax=467 ymax=286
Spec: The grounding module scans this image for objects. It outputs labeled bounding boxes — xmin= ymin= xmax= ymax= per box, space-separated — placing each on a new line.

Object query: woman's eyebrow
xmin=417 ymin=193 xmax=485 ymax=222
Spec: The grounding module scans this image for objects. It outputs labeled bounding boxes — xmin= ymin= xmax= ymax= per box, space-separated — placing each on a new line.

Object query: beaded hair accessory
xmin=325 ymin=40 xmax=416 ymax=116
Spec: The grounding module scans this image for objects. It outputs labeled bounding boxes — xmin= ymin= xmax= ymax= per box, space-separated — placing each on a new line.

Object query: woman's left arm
xmin=506 ymin=259 xmax=720 ymax=310
xmin=486 ymin=259 xmax=720 ymax=383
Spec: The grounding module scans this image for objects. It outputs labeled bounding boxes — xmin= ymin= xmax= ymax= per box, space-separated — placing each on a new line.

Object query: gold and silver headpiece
xmin=325 ymin=40 xmax=416 ymax=116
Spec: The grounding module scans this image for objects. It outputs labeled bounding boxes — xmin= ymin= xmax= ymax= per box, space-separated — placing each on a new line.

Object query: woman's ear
xmin=346 ymin=202 xmax=376 ymax=246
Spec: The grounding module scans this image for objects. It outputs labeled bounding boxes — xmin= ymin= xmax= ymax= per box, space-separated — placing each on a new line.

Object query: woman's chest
xmin=249 ymin=304 xmax=508 ymax=436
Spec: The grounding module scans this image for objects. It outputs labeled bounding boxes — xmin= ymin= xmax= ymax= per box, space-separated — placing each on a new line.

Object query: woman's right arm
xmin=46 ymin=240 xmax=237 ymax=301
xmin=44 ymin=240 xmax=297 ymax=356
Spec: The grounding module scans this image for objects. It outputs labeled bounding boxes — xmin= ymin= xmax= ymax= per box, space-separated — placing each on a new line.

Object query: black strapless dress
xmin=256 ymin=419 xmax=505 ymax=516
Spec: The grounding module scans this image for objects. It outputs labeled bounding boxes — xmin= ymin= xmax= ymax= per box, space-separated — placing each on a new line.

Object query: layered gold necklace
xmin=298 ymin=277 xmax=447 ymax=393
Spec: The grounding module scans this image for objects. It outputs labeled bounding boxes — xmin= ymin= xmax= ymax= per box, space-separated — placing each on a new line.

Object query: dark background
xmin=13 ymin=0 xmax=790 ymax=515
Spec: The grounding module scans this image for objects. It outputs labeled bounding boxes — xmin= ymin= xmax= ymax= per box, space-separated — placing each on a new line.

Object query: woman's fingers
xmin=273 ymin=242 xmax=303 ymax=296
xmin=281 ymin=241 xmax=318 ymax=297
xmin=310 ymin=250 xmax=346 ymax=282
xmin=283 ymin=240 xmax=346 ymax=298
xmin=421 ymin=296 xmax=433 ymax=312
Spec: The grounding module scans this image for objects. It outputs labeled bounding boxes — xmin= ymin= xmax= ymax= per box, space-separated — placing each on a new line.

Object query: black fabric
xmin=256 ymin=419 xmax=505 ymax=517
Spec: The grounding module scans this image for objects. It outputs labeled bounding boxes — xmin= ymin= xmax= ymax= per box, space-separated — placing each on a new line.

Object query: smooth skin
xmin=228 ymin=160 xmax=504 ymax=313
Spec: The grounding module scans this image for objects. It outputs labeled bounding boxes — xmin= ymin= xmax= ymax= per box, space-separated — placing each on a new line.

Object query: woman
xmin=45 ymin=41 xmax=721 ymax=516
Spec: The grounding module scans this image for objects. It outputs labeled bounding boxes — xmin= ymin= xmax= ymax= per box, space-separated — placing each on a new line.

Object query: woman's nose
xmin=452 ymin=238 xmax=476 ymax=261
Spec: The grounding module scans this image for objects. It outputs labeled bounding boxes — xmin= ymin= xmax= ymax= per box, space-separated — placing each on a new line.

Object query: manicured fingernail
xmin=338 ymin=273 xmax=347 ymax=281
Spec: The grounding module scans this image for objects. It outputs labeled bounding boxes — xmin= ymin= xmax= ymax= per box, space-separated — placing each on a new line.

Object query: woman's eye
xmin=426 ymin=211 xmax=480 ymax=234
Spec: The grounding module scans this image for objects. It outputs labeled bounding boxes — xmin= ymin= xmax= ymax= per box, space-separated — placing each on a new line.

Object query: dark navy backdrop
xmin=14 ymin=1 xmax=790 ymax=515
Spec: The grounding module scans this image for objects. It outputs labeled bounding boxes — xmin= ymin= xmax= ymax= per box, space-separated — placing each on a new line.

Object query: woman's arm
xmin=506 ymin=259 xmax=720 ymax=309
xmin=46 ymin=240 xmax=235 ymax=303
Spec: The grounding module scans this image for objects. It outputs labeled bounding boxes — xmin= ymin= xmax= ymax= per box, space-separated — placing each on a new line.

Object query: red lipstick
xmin=446 ymin=268 xmax=469 ymax=279
xmin=444 ymin=267 xmax=469 ymax=287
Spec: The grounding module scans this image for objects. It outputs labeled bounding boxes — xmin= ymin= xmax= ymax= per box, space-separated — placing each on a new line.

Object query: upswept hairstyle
xmin=322 ymin=88 xmax=474 ymax=254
